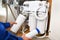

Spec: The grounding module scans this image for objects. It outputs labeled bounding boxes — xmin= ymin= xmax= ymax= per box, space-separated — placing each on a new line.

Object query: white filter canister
xmin=26 ymin=29 xmax=38 ymax=38
xmin=37 ymin=20 xmax=46 ymax=34
xmin=10 ymin=14 xmax=26 ymax=33
xmin=29 ymin=14 xmax=36 ymax=31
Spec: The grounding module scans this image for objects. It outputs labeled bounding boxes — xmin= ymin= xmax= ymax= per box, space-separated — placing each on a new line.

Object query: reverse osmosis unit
xmin=11 ymin=0 xmax=49 ymax=38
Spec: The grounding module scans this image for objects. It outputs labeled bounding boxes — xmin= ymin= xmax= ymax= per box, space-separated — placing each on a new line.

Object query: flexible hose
xmin=5 ymin=4 xmax=8 ymax=22
xmin=7 ymin=4 xmax=16 ymax=20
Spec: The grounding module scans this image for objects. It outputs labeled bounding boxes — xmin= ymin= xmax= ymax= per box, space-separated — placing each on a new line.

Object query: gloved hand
xmin=22 ymin=34 xmax=32 ymax=40
xmin=10 ymin=22 xmax=17 ymax=26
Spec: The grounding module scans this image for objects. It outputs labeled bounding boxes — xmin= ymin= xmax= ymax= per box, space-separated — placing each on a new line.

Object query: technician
xmin=0 ymin=22 xmax=31 ymax=40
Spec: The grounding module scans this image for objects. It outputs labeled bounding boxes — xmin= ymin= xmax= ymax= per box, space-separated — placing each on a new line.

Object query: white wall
xmin=49 ymin=0 xmax=60 ymax=40
xmin=0 ymin=0 xmax=6 ymax=22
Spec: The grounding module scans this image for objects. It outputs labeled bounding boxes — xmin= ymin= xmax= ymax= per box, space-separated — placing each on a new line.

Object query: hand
xmin=10 ymin=22 xmax=17 ymax=26
xmin=22 ymin=34 xmax=32 ymax=40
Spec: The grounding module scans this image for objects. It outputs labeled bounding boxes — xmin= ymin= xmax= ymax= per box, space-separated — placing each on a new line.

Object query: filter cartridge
xmin=29 ymin=13 xmax=36 ymax=31
xmin=10 ymin=14 xmax=26 ymax=33
xmin=26 ymin=29 xmax=38 ymax=38
xmin=37 ymin=20 xmax=45 ymax=34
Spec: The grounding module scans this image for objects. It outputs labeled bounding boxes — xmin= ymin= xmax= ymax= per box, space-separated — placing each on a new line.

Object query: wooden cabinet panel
xmin=46 ymin=0 xmax=52 ymax=36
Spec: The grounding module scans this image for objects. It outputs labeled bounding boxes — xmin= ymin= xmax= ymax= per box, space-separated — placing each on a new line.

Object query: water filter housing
xmin=25 ymin=1 xmax=49 ymax=38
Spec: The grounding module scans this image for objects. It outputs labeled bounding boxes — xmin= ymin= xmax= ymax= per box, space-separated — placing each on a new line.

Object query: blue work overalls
xmin=0 ymin=22 xmax=23 ymax=40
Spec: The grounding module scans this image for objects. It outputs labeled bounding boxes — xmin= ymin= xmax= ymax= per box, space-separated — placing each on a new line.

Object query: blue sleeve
xmin=0 ymin=23 xmax=23 ymax=40
xmin=0 ymin=23 xmax=7 ymax=40
xmin=0 ymin=22 xmax=10 ymax=28
xmin=5 ymin=32 xmax=23 ymax=40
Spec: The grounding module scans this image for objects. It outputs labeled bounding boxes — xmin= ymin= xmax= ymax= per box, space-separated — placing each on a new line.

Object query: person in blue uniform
xmin=0 ymin=22 xmax=31 ymax=40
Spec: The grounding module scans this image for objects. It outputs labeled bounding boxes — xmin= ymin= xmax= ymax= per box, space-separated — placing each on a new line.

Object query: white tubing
xmin=29 ymin=13 xmax=36 ymax=31
xmin=26 ymin=29 xmax=38 ymax=38
xmin=45 ymin=17 xmax=48 ymax=31
xmin=34 ymin=2 xmax=49 ymax=20
xmin=10 ymin=14 xmax=26 ymax=33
